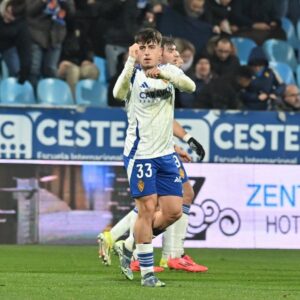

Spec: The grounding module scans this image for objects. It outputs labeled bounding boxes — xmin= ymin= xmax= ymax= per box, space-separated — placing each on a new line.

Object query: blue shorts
xmin=124 ymin=153 xmax=183 ymax=198
xmin=173 ymin=153 xmax=188 ymax=184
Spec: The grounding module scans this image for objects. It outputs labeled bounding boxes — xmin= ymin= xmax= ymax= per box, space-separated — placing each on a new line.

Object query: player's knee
xmin=166 ymin=208 xmax=182 ymax=224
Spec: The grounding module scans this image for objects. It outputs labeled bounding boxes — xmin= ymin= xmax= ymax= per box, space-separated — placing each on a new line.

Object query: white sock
xmin=161 ymin=222 xmax=175 ymax=260
xmin=136 ymin=243 xmax=154 ymax=277
xmin=162 ymin=204 xmax=190 ymax=259
xmin=110 ymin=208 xmax=136 ymax=242
xmin=124 ymin=209 xmax=138 ymax=252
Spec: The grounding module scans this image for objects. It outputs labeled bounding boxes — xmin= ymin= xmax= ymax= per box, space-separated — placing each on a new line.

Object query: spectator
xmin=195 ymin=65 xmax=252 ymax=109
xmin=209 ymin=36 xmax=240 ymax=77
xmin=276 ymin=85 xmax=300 ymax=112
xmin=58 ymin=19 xmax=99 ymax=97
xmin=26 ymin=0 xmax=75 ymax=88
xmin=94 ymin=0 xmax=148 ymax=78
xmin=230 ymin=0 xmax=286 ymax=45
xmin=108 ymin=51 xmax=127 ymax=107
xmin=205 ymin=0 xmax=234 ymax=35
xmin=177 ymin=53 xmax=216 ymax=108
xmin=0 ymin=0 xmax=31 ymax=83
xmin=157 ymin=0 xmax=213 ymax=55
xmin=72 ymin=0 xmax=102 ymax=46
xmin=240 ymin=47 xmax=286 ymax=111
xmin=174 ymin=38 xmax=196 ymax=75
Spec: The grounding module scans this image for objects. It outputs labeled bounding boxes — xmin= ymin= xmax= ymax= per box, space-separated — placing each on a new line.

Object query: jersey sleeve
xmin=160 ymin=64 xmax=196 ymax=93
xmin=113 ymin=56 xmax=136 ymax=101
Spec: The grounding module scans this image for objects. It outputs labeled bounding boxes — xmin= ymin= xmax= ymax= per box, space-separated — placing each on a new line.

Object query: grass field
xmin=0 ymin=246 xmax=299 ymax=300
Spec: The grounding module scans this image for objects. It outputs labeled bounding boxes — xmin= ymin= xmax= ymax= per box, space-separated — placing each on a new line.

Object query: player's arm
xmin=173 ymin=120 xmax=205 ymax=162
xmin=146 ymin=65 xmax=195 ymax=93
xmin=113 ymin=44 xmax=138 ymax=100
xmin=174 ymin=144 xmax=192 ymax=163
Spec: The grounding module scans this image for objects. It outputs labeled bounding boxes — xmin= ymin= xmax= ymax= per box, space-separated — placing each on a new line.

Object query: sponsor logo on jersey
xmin=139 ymin=86 xmax=173 ymax=101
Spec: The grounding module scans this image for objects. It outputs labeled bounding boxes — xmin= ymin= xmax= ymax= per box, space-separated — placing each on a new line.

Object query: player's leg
xmin=98 ymin=208 xmax=137 ymax=266
xmin=167 ymin=180 xmax=208 ymax=272
xmin=151 ymin=154 xmax=183 ymax=234
xmin=118 ymin=157 xmax=165 ymax=286
xmin=160 ymin=156 xmax=208 ymax=272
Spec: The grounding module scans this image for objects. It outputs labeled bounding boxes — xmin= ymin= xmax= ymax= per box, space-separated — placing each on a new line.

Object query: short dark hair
xmin=237 ymin=66 xmax=253 ymax=79
xmin=161 ymin=36 xmax=175 ymax=48
xmin=135 ymin=28 xmax=162 ymax=45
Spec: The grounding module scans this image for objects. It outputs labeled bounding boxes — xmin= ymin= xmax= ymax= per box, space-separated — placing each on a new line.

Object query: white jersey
xmin=124 ymin=63 xmax=182 ymax=159
xmin=113 ymin=57 xmax=195 ymax=160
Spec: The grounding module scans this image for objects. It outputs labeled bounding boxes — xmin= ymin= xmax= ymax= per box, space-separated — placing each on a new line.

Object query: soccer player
xmin=112 ymin=28 xmax=195 ymax=287
xmin=98 ymin=37 xmax=207 ymax=273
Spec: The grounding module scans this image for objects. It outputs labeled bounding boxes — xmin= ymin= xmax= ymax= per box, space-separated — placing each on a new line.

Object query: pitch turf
xmin=0 ymin=246 xmax=299 ymax=300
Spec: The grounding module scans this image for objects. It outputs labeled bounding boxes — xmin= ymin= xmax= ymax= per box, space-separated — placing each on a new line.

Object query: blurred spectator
xmin=73 ymin=0 xmax=102 ymax=57
xmin=174 ymin=38 xmax=196 ymax=76
xmin=279 ymin=85 xmax=300 ymax=111
xmin=58 ymin=19 xmax=99 ymax=96
xmin=194 ymin=53 xmax=216 ymax=91
xmin=0 ymin=0 xmax=31 ymax=83
xmin=209 ymin=36 xmax=240 ymax=77
xmin=108 ymin=51 xmax=127 ymax=107
xmin=26 ymin=0 xmax=75 ymax=88
xmin=230 ymin=0 xmax=286 ymax=45
xmin=157 ymin=0 xmax=213 ymax=55
xmin=205 ymin=0 xmax=234 ymax=35
xmin=94 ymin=0 xmax=149 ymax=78
xmin=240 ymin=47 xmax=286 ymax=111
xmin=176 ymin=53 xmax=216 ymax=108
xmin=194 ymin=65 xmax=252 ymax=109
xmin=273 ymin=84 xmax=300 ymax=112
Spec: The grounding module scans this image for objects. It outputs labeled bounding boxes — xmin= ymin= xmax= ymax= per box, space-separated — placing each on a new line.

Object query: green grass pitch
xmin=0 ymin=246 xmax=299 ymax=300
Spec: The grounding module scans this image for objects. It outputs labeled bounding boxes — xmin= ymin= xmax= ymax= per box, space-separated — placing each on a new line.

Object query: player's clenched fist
xmin=145 ymin=67 xmax=161 ymax=78
xmin=129 ymin=43 xmax=139 ymax=59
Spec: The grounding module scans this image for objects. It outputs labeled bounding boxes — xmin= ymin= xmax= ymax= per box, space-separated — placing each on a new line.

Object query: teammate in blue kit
xmin=112 ymin=28 xmax=196 ymax=287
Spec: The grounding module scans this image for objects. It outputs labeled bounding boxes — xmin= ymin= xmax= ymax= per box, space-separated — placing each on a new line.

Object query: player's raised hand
xmin=145 ymin=67 xmax=161 ymax=78
xmin=129 ymin=43 xmax=139 ymax=60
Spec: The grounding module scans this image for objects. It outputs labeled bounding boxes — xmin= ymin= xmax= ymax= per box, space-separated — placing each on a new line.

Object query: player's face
xmin=138 ymin=42 xmax=162 ymax=70
xmin=162 ymin=44 xmax=177 ymax=65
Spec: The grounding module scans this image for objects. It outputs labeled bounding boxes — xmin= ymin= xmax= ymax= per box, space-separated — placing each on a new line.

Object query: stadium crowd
xmin=0 ymin=0 xmax=300 ymax=111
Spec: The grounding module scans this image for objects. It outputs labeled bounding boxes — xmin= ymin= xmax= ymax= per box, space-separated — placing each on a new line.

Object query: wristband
xmin=183 ymin=133 xmax=192 ymax=143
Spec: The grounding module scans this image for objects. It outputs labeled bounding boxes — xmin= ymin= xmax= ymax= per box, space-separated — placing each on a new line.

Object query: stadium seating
xmin=297 ymin=65 xmax=300 ymax=88
xmin=93 ymin=56 xmax=108 ymax=83
xmin=297 ymin=19 xmax=300 ymax=40
xmin=231 ymin=37 xmax=257 ymax=65
xmin=0 ymin=60 xmax=9 ymax=80
xmin=75 ymin=79 xmax=108 ymax=107
xmin=262 ymin=39 xmax=298 ymax=71
xmin=269 ymin=61 xmax=296 ymax=85
xmin=37 ymin=78 xmax=73 ymax=105
xmin=0 ymin=77 xmax=35 ymax=104
xmin=281 ymin=17 xmax=299 ymax=49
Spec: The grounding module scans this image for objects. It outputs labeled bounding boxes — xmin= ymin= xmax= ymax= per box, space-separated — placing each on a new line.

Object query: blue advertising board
xmin=0 ymin=106 xmax=299 ymax=163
